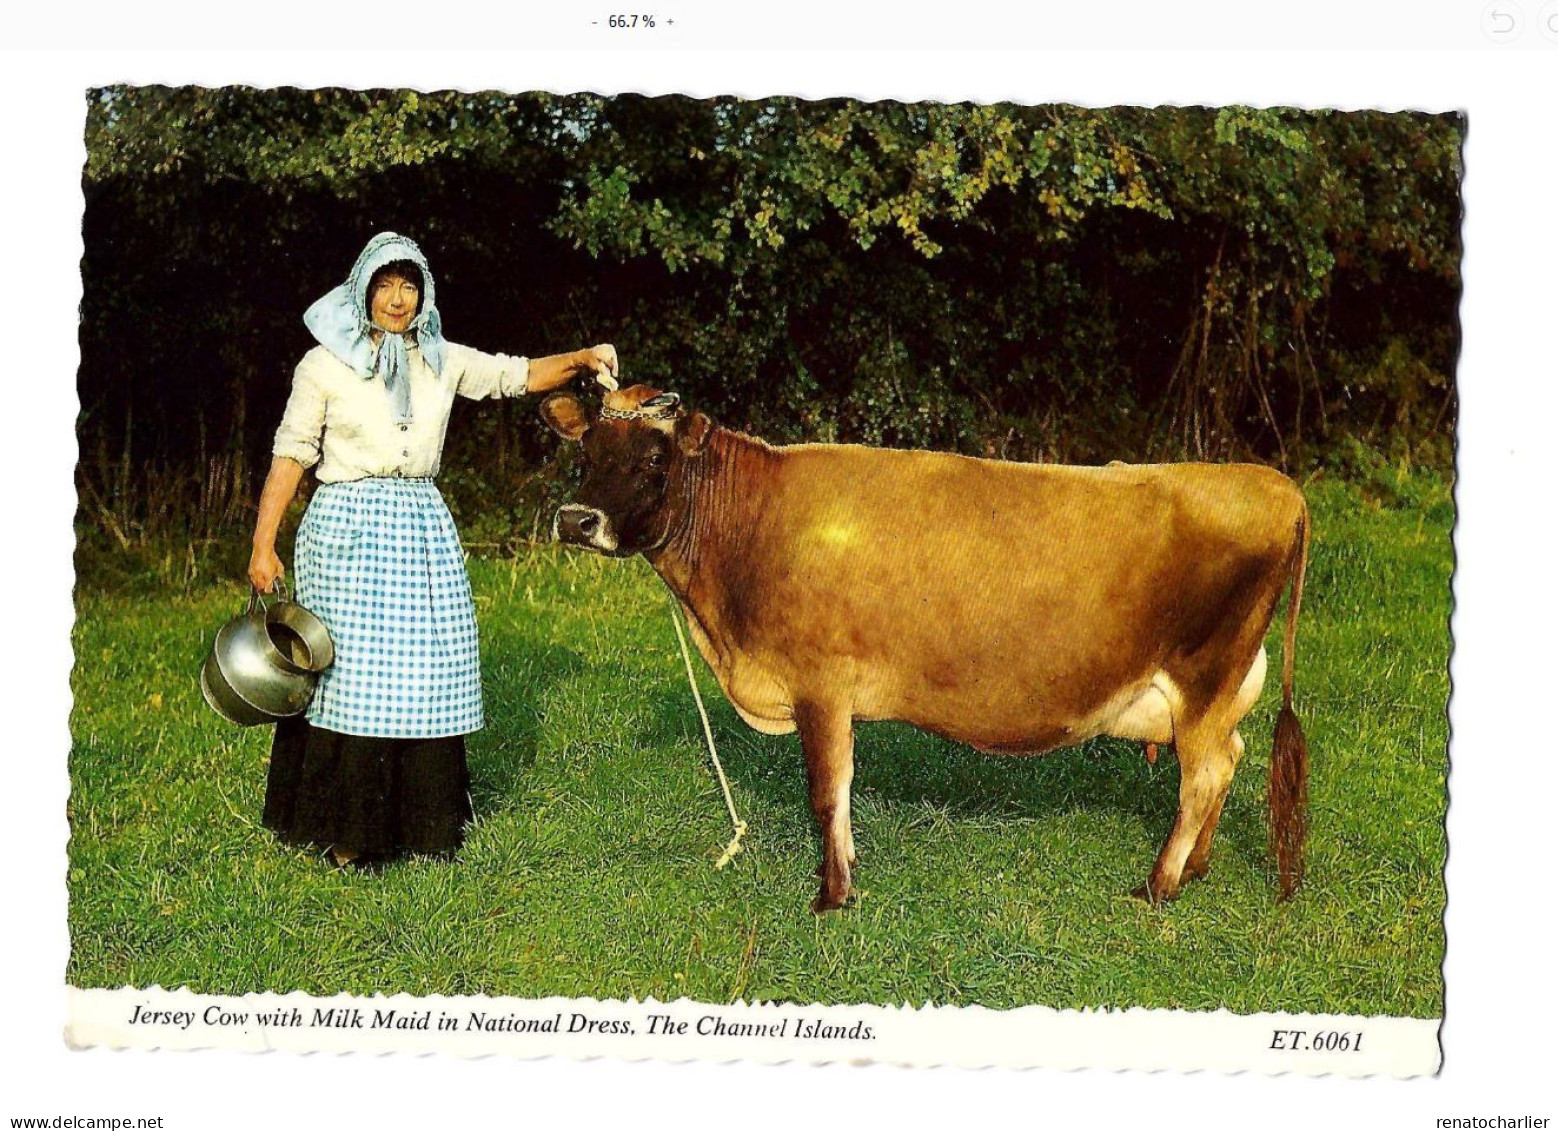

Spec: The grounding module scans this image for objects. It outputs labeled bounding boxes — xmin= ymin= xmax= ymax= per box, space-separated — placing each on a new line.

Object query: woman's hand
xmin=581 ymin=343 xmax=619 ymax=390
xmin=526 ymin=345 xmax=622 ymax=394
xmin=248 ymin=545 xmax=285 ymax=593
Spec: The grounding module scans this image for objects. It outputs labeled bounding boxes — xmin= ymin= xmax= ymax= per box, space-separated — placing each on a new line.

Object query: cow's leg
xmin=815 ymin=799 xmax=858 ymax=875
xmin=1179 ymin=798 xmax=1224 ymax=884
xmin=795 ymin=701 xmax=856 ymax=914
xmin=1135 ymin=720 xmax=1239 ymax=904
xmin=1183 ymin=728 xmax=1246 ymax=882
xmin=1138 ymin=637 xmax=1267 ymax=901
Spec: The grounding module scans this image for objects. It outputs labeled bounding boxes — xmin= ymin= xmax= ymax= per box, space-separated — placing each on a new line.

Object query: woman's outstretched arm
xmin=453 ymin=343 xmax=619 ymax=400
xmin=526 ymin=344 xmax=619 ymax=394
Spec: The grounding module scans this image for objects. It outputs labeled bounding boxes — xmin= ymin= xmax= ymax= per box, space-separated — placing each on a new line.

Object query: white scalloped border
xmin=66 ymin=986 xmax=1441 ymax=1077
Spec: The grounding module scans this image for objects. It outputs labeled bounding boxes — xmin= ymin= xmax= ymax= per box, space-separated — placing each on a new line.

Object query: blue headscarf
xmin=303 ymin=232 xmax=448 ymax=424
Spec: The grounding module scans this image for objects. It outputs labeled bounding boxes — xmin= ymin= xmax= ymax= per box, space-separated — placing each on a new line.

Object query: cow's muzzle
xmin=553 ymin=504 xmax=619 ymax=554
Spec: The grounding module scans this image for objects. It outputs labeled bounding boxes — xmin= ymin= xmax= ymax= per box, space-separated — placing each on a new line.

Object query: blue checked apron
xmin=294 ymin=478 xmax=483 ymax=738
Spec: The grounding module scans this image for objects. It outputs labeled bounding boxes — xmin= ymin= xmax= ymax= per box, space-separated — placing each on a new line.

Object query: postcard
xmin=69 ymin=87 xmax=1458 ymax=1076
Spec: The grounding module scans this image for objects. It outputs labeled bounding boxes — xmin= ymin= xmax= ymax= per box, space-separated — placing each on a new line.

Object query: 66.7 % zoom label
xmin=1270 ymin=1028 xmax=1365 ymax=1052
xmin=605 ymin=13 xmax=657 ymax=26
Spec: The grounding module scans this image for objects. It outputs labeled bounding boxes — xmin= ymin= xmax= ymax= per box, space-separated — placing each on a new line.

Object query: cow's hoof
xmin=1131 ymin=882 xmax=1179 ymax=905
xmin=810 ymin=888 xmax=850 ymax=915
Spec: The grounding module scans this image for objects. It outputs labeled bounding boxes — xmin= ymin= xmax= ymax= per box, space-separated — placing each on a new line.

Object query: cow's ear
xmin=541 ymin=393 xmax=594 ymax=442
xmin=677 ymin=411 xmax=713 ymax=456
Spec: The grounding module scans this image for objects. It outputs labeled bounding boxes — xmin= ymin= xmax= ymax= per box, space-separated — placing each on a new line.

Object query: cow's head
xmin=541 ymin=384 xmax=714 ymax=556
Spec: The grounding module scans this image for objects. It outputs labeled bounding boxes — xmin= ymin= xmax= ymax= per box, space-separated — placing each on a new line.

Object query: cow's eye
xmin=646 ymin=451 xmax=666 ymax=470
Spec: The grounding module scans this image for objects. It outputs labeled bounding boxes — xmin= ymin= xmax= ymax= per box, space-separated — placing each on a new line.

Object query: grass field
xmin=67 ymin=471 xmax=1453 ymax=1016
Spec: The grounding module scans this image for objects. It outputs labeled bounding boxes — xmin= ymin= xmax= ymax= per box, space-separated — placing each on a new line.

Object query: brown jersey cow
xmin=543 ymin=385 xmax=1310 ymax=914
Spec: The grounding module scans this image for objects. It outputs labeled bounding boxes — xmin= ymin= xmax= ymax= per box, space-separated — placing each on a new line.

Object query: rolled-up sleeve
xmin=447 ymin=341 xmax=530 ymax=400
xmin=272 ymin=355 xmax=327 ymax=469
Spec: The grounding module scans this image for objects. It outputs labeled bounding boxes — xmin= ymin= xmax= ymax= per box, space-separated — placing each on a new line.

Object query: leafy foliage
xmin=80 ymin=89 xmax=1462 ymax=571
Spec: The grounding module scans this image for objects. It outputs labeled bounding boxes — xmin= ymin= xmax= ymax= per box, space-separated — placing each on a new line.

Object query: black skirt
xmin=262 ymin=715 xmax=473 ymax=860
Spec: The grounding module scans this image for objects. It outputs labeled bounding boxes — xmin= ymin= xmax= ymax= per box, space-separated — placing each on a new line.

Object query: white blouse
xmin=272 ymin=341 xmax=530 ymax=483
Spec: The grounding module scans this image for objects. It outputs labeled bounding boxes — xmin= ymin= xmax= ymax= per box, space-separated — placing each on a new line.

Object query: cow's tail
xmin=1269 ymin=502 xmax=1311 ymax=902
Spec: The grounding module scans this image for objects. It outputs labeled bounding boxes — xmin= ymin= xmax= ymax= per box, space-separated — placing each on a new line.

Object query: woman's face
xmin=369 ymin=270 xmax=420 ymax=334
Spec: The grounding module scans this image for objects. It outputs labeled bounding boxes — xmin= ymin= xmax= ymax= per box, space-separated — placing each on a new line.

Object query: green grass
xmin=66 ymin=472 xmax=1453 ymax=1016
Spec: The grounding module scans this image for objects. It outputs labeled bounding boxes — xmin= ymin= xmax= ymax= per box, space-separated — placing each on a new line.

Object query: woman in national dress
xmin=248 ymin=231 xmax=617 ymax=867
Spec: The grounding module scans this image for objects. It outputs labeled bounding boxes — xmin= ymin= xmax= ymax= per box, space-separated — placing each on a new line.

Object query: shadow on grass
xmin=468 ymin=639 xmax=586 ymax=813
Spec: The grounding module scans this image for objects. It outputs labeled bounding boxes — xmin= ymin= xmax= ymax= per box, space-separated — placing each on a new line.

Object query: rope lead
xmin=668 ymin=597 xmax=748 ymax=868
